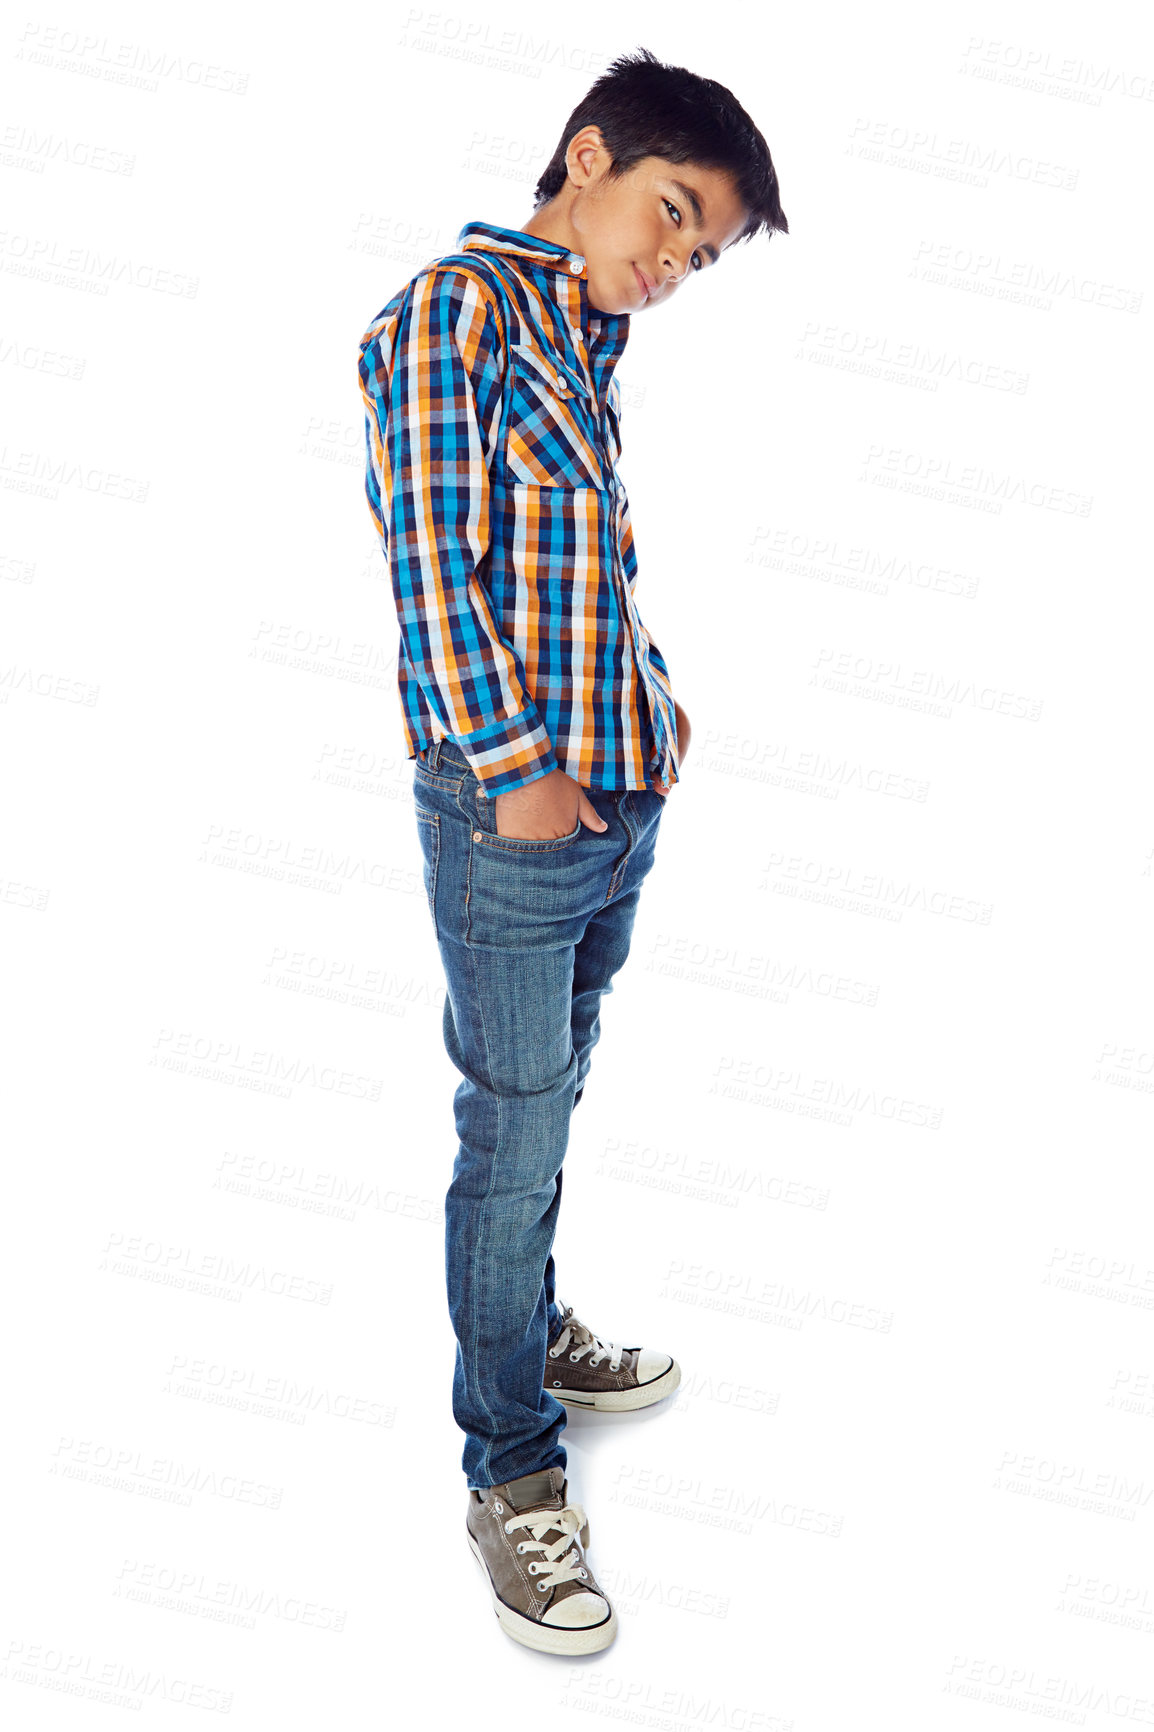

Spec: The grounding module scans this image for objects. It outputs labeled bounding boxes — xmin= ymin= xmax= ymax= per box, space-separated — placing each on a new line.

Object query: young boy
xmin=357 ymin=46 xmax=787 ymax=1654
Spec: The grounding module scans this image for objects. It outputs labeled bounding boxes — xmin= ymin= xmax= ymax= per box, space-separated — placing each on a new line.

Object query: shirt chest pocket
xmin=500 ymin=341 xmax=605 ymax=491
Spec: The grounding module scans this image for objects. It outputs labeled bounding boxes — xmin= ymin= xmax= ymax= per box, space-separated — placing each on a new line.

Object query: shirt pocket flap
xmin=509 ymin=340 xmax=580 ymax=400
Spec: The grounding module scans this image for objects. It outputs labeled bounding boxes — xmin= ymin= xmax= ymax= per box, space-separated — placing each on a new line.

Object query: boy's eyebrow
xmin=667 ymin=178 xmax=720 ymax=264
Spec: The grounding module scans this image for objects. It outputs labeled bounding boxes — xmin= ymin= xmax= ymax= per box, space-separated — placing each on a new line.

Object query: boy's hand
xmin=653 ymin=700 xmax=692 ymax=798
xmin=493 ymin=769 xmax=608 ymax=840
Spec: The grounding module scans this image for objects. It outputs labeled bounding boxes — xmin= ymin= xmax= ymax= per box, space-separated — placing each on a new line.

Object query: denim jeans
xmin=411 ymin=735 xmax=667 ymax=1490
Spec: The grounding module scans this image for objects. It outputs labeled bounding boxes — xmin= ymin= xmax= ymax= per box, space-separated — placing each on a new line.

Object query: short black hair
xmin=533 ymin=45 xmax=788 ymax=247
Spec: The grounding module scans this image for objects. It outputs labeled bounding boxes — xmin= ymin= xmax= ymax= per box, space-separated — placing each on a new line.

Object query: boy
xmin=357 ymin=46 xmax=787 ymax=1653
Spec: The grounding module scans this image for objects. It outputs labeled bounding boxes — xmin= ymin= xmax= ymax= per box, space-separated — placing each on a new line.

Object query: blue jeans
xmin=411 ymin=735 xmax=667 ymax=1490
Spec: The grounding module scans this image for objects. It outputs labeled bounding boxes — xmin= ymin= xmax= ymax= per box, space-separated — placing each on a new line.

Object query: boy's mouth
xmin=632 ymin=262 xmax=656 ymax=300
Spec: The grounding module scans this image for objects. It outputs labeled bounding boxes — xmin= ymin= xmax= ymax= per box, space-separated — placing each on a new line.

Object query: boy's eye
xmin=662 ymin=198 xmax=704 ymax=271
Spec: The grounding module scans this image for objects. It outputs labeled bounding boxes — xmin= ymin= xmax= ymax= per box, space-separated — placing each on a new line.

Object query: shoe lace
xmin=504 ymin=1501 xmax=590 ymax=1590
xmin=549 ymin=1301 xmax=624 ymax=1372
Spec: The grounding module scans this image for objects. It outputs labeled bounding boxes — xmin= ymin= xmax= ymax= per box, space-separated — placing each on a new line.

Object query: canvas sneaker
xmin=466 ymin=1465 xmax=617 ymax=1654
xmin=546 ymin=1299 xmax=681 ymax=1412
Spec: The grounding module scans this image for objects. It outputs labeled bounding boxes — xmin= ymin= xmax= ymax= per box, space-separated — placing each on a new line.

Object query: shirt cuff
xmin=454 ymin=708 xmax=559 ymax=796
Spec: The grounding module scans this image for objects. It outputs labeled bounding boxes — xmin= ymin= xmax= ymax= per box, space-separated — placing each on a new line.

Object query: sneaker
xmin=466 ymin=1465 xmax=617 ymax=1654
xmin=546 ymin=1299 xmax=682 ymax=1412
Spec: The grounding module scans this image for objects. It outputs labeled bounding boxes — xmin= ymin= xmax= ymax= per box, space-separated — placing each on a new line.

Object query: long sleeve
xmin=360 ymin=267 xmax=559 ymax=795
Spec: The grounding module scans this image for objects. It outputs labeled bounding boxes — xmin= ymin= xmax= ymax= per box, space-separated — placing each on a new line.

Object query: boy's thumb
xmin=578 ymin=793 xmax=609 ymax=832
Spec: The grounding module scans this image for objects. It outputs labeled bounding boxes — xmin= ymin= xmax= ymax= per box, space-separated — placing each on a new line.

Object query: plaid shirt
xmin=356 ymin=218 xmax=680 ymax=797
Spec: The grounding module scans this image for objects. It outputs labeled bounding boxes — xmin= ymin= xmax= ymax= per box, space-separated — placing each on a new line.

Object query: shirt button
xmin=568 ymin=256 xmax=584 ymax=273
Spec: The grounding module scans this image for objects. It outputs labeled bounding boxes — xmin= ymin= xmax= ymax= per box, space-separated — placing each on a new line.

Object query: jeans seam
xmin=465 ymin=931 xmax=502 ymax=1488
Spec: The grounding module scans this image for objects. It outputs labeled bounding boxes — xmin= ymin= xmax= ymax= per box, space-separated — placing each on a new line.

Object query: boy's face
xmin=524 ymin=128 xmax=752 ymax=317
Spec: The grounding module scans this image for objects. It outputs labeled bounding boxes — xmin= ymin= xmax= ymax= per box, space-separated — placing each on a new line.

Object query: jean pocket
xmin=465 ymin=816 xmax=594 ymax=951
xmin=474 ymin=805 xmax=584 ymax=847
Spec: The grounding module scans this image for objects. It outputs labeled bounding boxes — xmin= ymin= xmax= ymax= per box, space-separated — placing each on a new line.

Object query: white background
xmin=3 ymin=0 xmax=1153 ymax=1724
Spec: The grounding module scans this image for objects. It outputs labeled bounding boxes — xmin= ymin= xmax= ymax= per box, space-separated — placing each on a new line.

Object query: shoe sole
xmin=466 ymin=1529 xmax=617 ymax=1654
xmin=551 ymin=1357 xmax=682 ymax=1412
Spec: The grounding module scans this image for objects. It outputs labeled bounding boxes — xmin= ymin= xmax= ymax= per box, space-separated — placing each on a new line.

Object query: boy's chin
xmin=586 ymin=284 xmax=633 ymax=317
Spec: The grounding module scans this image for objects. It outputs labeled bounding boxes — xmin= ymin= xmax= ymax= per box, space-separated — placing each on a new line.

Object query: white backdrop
xmin=4 ymin=0 xmax=1153 ymax=1723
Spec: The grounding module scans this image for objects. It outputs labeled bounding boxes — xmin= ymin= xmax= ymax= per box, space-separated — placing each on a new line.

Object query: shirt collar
xmin=457 ymin=219 xmax=628 ymax=329
xmin=455 ymin=218 xmax=630 ymax=391
xmin=456 ymin=218 xmax=583 ymax=271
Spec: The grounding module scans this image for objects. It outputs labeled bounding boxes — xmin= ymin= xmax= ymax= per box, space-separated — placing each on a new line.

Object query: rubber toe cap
xmin=637 ymin=1348 xmax=674 ymax=1384
xmin=543 ymin=1591 xmax=611 ymax=1628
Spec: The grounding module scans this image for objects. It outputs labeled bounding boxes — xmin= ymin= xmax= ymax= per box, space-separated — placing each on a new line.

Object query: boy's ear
xmin=564 ymin=124 xmax=610 ymax=190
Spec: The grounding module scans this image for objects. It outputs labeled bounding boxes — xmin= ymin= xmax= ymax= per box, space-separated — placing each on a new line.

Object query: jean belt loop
xmin=429 ymin=737 xmax=442 ymax=770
